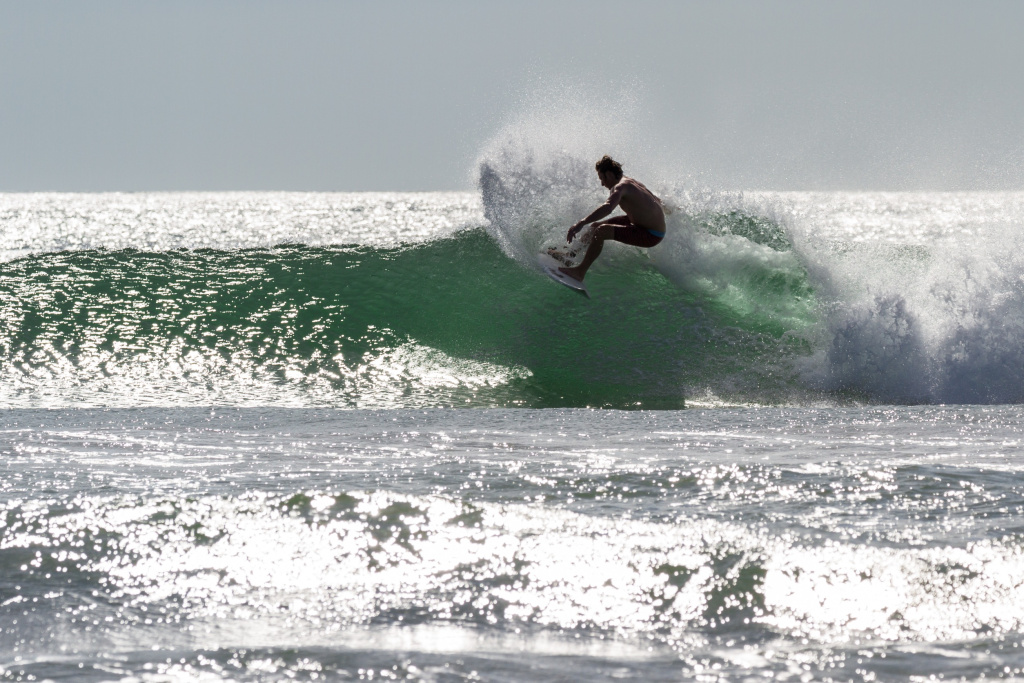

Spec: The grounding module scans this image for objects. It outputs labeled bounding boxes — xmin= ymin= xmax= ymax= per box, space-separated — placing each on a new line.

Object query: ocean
xmin=4 ymin=155 xmax=1024 ymax=680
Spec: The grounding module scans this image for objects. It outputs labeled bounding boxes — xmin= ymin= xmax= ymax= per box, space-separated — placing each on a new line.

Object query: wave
xmin=6 ymin=190 xmax=1024 ymax=407
xmin=0 ymin=221 xmax=818 ymax=409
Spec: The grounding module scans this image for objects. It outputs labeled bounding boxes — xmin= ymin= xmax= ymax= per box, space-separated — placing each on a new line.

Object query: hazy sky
xmin=2 ymin=1 xmax=1023 ymax=191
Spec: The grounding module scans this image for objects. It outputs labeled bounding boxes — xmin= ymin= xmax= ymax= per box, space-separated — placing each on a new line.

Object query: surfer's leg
xmin=559 ymin=224 xmax=615 ymax=282
xmin=610 ymin=224 xmax=663 ymax=249
xmin=594 ymin=215 xmax=632 ymax=228
xmin=552 ymin=216 xmax=629 ymax=266
xmin=559 ymin=220 xmax=664 ymax=280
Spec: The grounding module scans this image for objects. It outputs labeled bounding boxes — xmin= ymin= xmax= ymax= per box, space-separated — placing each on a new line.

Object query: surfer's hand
xmin=566 ymin=224 xmax=583 ymax=242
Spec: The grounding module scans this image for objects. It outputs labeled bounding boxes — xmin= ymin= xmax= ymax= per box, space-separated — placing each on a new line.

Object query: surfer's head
xmin=595 ymin=156 xmax=623 ymax=188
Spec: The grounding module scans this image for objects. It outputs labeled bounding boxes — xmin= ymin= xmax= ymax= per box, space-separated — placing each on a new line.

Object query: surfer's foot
xmin=558 ymin=266 xmax=584 ymax=282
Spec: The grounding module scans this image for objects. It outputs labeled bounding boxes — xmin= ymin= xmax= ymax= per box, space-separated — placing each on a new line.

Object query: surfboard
xmin=537 ymin=253 xmax=589 ymax=298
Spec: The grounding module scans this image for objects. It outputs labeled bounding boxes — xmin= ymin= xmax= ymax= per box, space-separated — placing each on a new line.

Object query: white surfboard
xmin=537 ymin=253 xmax=589 ymax=298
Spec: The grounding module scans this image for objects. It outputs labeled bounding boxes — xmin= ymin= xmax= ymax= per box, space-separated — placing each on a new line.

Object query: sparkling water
xmin=3 ymin=174 xmax=1024 ymax=680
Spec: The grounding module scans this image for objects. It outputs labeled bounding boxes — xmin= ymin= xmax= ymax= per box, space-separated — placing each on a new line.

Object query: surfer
xmin=558 ymin=156 xmax=666 ymax=283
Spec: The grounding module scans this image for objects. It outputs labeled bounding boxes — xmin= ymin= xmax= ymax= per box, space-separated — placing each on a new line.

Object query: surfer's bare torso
xmin=607 ymin=177 xmax=666 ymax=233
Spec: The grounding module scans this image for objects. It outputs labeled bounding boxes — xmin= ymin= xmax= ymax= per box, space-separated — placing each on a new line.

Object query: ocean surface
xmin=4 ymin=153 xmax=1024 ymax=680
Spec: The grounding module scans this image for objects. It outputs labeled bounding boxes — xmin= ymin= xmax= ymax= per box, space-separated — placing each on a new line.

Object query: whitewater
xmin=4 ymin=155 xmax=1024 ymax=679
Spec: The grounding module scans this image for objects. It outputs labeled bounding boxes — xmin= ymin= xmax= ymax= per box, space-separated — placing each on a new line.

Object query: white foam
xmin=790 ymin=198 xmax=1024 ymax=404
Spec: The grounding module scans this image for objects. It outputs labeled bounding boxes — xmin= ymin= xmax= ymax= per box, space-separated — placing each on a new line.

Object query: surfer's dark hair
xmin=595 ymin=156 xmax=623 ymax=179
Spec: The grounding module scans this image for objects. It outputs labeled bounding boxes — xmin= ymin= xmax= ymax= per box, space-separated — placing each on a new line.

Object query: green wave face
xmin=0 ymin=228 xmax=817 ymax=409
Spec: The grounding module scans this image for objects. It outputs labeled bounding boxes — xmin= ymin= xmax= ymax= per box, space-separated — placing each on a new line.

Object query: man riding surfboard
xmin=558 ymin=156 xmax=666 ymax=283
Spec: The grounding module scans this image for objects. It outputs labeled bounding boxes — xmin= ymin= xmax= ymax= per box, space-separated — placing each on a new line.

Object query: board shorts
xmin=613 ymin=224 xmax=664 ymax=248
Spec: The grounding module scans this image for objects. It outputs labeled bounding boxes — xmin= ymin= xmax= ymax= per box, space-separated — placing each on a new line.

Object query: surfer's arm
xmin=567 ymin=188 xmax=623 ymax=241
